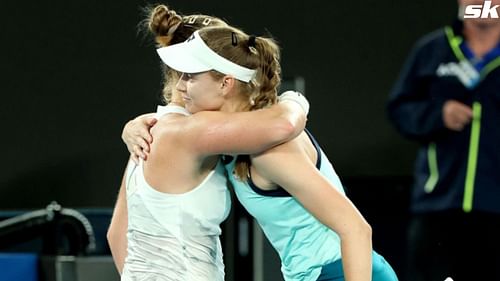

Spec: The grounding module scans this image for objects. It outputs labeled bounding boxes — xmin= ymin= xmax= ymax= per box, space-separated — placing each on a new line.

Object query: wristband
xmin=278 ymin=91 xmax=309 ymax=115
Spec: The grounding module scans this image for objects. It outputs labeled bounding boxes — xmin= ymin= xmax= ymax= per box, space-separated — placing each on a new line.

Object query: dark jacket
xmin=387 ymin=20 xmax=500 ymax=214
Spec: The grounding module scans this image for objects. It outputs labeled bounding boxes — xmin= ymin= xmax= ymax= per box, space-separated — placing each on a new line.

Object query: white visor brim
xmin=156 ymin=31 xmax=256 ymax=82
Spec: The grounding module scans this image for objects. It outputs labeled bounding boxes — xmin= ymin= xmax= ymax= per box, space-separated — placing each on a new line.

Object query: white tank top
xmin=121 ymin=105 xmax=231 ymax=281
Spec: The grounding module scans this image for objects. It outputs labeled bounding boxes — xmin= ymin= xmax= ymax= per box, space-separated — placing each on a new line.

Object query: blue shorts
xmin=317 ymin=251 xmax=398 ymax=281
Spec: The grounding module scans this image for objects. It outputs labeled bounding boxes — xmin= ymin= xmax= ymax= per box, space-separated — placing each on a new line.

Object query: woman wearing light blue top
xmin=222 ymin=130 xmax=398 ymax=281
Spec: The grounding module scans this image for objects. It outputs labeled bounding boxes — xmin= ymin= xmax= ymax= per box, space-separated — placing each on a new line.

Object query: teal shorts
xmin=317 ymin=251 xmax=398 ymax=281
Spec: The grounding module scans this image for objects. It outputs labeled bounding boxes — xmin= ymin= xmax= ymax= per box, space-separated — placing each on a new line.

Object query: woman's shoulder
xmin=252 ymin=131 xmax=310 ymax=163
xmin=148 ymin=114 xmax=194 ymax=148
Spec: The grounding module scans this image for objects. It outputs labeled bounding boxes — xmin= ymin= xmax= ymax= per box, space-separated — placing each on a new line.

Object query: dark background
xmin=0 ymin=0 xmax=457 ymax=279
xmin=0 ymin=0 xmax=457 ymax=208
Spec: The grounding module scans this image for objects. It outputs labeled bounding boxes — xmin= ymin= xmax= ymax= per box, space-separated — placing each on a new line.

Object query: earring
xmin=250 ymin=99 xmax=255 ymax=106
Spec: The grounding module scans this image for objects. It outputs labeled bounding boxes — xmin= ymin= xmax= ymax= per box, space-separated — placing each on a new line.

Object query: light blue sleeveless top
xmin=224 ymin=130 xmax=346 ymax=281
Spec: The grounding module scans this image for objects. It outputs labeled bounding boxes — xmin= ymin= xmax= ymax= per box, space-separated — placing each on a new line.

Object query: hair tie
xmin=248 ymin=35 xmax=256 ymax=47
xmin=231 ymin=32 xmax=238 ymax=46
xmin=167 ymin=22 xmax=182 ymax=36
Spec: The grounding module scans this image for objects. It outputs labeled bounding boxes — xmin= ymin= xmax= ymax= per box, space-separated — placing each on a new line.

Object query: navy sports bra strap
xmin=304 ymin=129 xmax=322 ymax=169
xmin=247 ymin=128 xmax=322 ymax=197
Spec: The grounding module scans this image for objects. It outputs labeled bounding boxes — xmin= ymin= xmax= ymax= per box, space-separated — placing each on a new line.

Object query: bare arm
xmin=107 ymin=169 xmax=129 ymax=275
xmin=252 ymin=141 xmax=372 ymax=281
xmin=122 ymin=113 xmax=157 ymax=163
xmin=123 ymin=91 xmax=308 ymax=158
xmin=183 ymin=100 xmax=306 ymax=156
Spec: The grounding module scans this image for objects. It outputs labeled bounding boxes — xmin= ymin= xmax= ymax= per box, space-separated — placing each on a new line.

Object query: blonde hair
xmin=146 ymin=7 xmax=282 ymax=181
xmin=143 ymin=5 xmax=227 ymax=103
xmin=197 ymin=26 xmax=282 ymax=180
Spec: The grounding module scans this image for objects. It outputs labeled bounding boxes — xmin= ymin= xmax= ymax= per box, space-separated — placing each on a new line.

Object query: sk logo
xmin=464 ymin=0 xmax=499 ymax=18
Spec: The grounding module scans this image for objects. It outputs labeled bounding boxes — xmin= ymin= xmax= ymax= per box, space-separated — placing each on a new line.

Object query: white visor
xmin=156 ymin=31 xmax=257 ymax=82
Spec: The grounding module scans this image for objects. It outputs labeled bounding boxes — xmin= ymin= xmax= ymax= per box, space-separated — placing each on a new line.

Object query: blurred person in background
xmin=387 ymin=0 xmax=500 ymax=280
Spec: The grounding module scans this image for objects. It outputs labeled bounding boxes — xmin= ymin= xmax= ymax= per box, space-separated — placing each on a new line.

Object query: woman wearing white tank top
xmin=107 ymin=6 xmax=308 ymax=281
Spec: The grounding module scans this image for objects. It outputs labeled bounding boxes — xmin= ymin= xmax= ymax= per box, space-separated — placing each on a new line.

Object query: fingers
xmin=122 ymin=113 xmax=156 ymax=161
xmin=445 ymin=116 xmax=467 ymax=131
xmin=139 ymin=127 xmax=153 ymax=144
xmin=146 ymin=117 xmax=158 ymax=126
xmin=443 ymin=100 xmax=473 ymax=131
xmin=131 ymin=154 xmax=139 ymax=165
xmin=133 ymin=145 xmax=147 ymax=161
xmin=136 ymin=136 xmax=150 ymax=153
xmin=452 ymin=105 xmax=473 ymax=129
xmin=456 ymin=105 xmax=473 ymax=122
xmin=449 ymin=121 xmax=465 ymax=131
xmin=136 ymin=117 xmax=155 ymax=143
xmin=122 ymin=120 xmax=133 ymax=143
